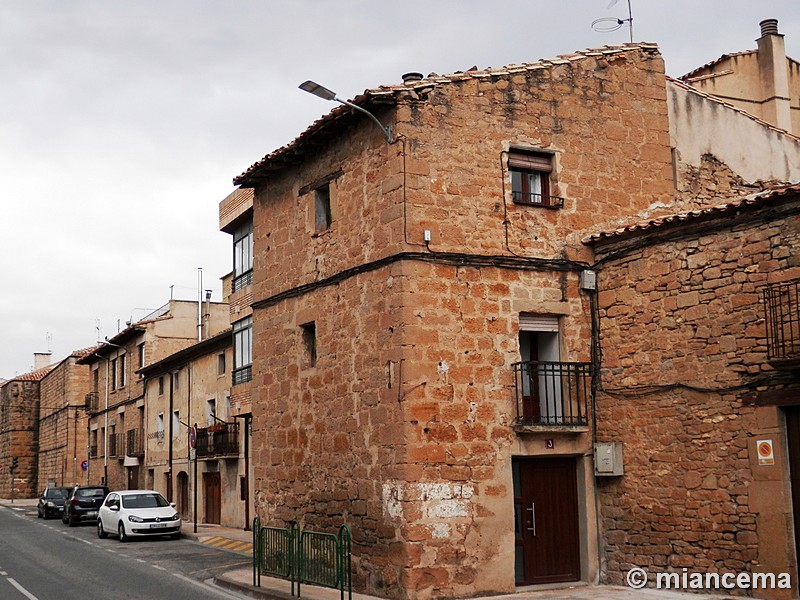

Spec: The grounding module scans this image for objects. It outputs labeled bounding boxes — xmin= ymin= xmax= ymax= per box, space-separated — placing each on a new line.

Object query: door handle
xmin=526 ymin=503 xmax=536 ymax=536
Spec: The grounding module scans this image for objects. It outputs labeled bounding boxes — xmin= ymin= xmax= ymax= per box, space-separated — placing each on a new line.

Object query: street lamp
xmin=299 ymin=80 xmax=395 ymax=144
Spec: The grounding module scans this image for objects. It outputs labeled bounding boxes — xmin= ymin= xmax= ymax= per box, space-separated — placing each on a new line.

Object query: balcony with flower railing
xmin=764 ymin=279 xmax=800 ymax=369
xmin=512 ymin=361 xmax=592 ymax=430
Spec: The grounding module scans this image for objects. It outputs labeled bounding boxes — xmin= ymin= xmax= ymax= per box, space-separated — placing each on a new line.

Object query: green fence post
xmin=253 ymin=516 xmax=261 ymax=587
xmin=338 ymin=524 xmax=352 ymax=600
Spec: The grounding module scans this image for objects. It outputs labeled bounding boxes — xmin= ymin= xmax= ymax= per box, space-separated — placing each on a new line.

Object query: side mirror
xmin=170 ymin=502 xmax=177 ymax=508
xmin=110 ymin=505 xmax=120 ymax=512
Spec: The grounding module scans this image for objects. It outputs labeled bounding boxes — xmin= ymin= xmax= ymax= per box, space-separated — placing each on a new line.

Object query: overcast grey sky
xmin=1 ymin=1 xmax=798 ymax=377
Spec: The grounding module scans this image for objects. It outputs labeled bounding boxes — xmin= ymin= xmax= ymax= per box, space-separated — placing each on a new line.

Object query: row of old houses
xmin=2 ymin=18 xmax=800 ymax=599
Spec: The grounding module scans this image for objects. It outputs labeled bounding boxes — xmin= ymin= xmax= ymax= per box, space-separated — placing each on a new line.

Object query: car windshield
xmin=77 ymin=488 xmax=107 ymax=498
xmin=45 ymin=488 xmax=69 ymax=499
xmin=121 ymin=493 xmax=170 ymax=509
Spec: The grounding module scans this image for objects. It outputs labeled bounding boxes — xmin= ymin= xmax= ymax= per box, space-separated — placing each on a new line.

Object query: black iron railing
xmin=85 ymin=392 xmax=100 ymax=413
xmin=233 ymin=365 xmax=252 ymax=385
xmin=511 ymin=191 xmax=565 ymax=208
xmin=512 ymin=361 xmax=591 ymax=426
xmin=764 ymin=279 xmax=800 ymax=366
xmin=196 ymin=422 xmax=239 ymax=457
xmin=233 ymin=270 xmax=253 ymax=292
xmin=127 ymin=428 xmax=145 ymax=457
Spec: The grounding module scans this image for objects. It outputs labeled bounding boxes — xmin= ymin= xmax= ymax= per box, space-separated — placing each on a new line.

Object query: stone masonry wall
xmin=0 ymin=380 xmax=41 ymax=498
xmin=593 ymin=202 xmax=800 ymax=598
xmin=252 ymin=256 xmax=594 ymax=598
xmin=249 ymin=45 xmax=677 ymax=599
xmin=38 ymin=357 xmax=91 ymax=488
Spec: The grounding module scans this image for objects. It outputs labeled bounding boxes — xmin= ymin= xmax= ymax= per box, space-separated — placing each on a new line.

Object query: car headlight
xmin=128 ymin=515 xmax=144 ymax=523
xmin=45 ymin=501 xmax=55 ymax=507
xmin=171 ymin=513 xmax=180 ymax=521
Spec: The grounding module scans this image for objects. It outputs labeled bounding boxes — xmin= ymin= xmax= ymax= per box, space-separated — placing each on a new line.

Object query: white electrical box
xmin=594 ymin=442 xmax=624 ymax=476
xmin=580 ymin=269 xmax=597 ymax=291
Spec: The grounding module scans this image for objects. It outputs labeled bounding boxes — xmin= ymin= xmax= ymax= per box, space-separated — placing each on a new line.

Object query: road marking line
xmin=7 ymin=577 xmax=39 ymax=600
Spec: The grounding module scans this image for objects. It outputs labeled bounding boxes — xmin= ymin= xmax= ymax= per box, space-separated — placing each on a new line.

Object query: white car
xmin=97 ymin=490 xmax=181 ymax=542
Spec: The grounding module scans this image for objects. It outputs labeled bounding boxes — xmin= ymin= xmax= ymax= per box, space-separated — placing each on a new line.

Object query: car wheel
xmin=118 ymin=523 xmax=128 ymax=543
xmin=97 ymin=519 xmax=108 ymax=539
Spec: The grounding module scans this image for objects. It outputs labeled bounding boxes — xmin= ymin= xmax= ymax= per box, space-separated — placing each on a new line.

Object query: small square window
xmin=508 ymin=150 xmax=562 ymax=208
xmin=315 ymin=184 xmax=332 ymax=232
xmin=301 ymin=322 xmax=317 ymax=367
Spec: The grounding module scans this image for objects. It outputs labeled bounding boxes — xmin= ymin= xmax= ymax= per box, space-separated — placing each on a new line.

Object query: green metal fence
xmin=253 ymin=517 xmax=352 ymax=600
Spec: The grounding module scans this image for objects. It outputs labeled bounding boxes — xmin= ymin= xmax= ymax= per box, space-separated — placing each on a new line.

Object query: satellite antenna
xmin=592 ymin=0 xmax=634 ymax=44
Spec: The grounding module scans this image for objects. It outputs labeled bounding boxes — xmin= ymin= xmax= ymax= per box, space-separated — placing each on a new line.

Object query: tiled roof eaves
xmin=233 ymin=43 xmax=660 ymax=186
xmin=583 ymin=184 xmax=800 ymax=245
xmin=679 ymin=50 xmax=800 ymax=81
xmin=678 ymin=50 xmax=757 ymax=81
xmin=667 ymin=77 xmax=800 ymax=143
xmin=5 ymin=364 xmax=57 ymax=383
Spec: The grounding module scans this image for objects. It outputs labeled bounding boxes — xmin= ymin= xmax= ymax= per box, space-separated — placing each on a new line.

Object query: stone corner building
xmin=231 ymin=27 xmax=800 ymax=600
xmin=0 ymin=362 xmax=54 ymax=498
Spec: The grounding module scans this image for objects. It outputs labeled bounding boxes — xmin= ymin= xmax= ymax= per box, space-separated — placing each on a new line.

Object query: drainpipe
xmin=168 ymin=369 xmax=174 ymax=502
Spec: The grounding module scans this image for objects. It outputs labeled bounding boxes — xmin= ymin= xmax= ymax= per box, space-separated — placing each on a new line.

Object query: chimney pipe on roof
xmin=34 ymin=352 xmax=52 ymax=370
xmin=756 ymin=18 xmax=791 ymax=132
xmin=402 ymin=72 xmax=424 ymax=84
xmin=759 ymin=19 xmax=779 ymax=37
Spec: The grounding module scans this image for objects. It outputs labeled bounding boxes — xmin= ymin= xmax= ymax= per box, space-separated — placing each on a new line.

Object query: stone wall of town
xmin=593 ymin=200 xmax=800 ymax=599
xmin=0 ymin=380 xmax=41 ymax=498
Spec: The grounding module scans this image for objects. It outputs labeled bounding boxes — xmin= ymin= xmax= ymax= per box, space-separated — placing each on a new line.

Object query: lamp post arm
xmin=334 ymin=97 xmax=395 ymax=144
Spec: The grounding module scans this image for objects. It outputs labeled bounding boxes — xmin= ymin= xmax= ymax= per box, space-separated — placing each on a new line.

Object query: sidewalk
xmin=0 ymin=500 xmax=736 ymax=600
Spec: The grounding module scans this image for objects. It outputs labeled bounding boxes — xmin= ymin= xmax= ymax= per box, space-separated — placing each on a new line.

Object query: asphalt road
xmin=0 ymin=505 xmax=251 ymax=599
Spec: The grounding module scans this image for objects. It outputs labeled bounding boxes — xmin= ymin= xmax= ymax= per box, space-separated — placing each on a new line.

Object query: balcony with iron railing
xmin=512 ymin=361 xmax=592 ymax=430
xmin=127 ymin=428 xmax=145 ymax=457
xmin=85 ymin=392 xmax=100 ymax=413
xmin=764 ymin=279 xmax=800 ymax=369
xmin=196 ymin=422 xmax=240 ymax=458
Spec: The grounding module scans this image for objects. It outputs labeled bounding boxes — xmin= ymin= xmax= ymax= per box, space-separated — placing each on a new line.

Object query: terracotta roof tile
xmin=583 ymin=184 xmax=800 ymax=245
xmin=4 ymin=364 xmax=56 ymax=383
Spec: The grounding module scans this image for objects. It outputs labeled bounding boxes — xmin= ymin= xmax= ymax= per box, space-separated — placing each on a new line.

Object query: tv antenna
xmin=592 ymin=0 xmax=633 ymax=44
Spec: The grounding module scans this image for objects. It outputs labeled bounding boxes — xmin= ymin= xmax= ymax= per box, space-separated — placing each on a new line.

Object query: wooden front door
xmin=127 ymin=466 xmax=139 ymax=490
xmin=513 ymin=457 xmax=581 ymax=585
xmin=204 ymin=471 xmax=221 ymax=524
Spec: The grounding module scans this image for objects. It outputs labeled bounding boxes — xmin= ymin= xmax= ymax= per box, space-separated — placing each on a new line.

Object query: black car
xmin=37 ymin=486 xmax=71 ymax=519
xmin=62 ymin=485 xmax=110 ymax=526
